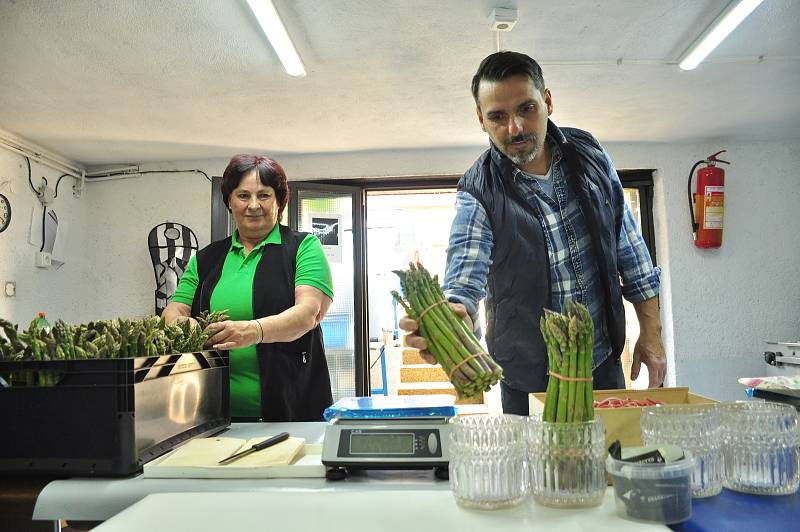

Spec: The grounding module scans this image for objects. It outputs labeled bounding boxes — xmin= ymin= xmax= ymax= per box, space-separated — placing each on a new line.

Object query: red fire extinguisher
xmin=687 ymin=150 xmax=729 ymax=248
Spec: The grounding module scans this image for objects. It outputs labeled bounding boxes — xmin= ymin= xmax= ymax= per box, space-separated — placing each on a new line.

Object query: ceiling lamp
xmin=678 ymin=0 xmax=765 ymax=71
xmin=245 ymin=0 xmax=306 ymax=78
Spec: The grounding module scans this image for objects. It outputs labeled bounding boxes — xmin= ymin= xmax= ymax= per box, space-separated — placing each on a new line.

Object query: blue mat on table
xmin=670 ymin=488 xmax=799 ymax=531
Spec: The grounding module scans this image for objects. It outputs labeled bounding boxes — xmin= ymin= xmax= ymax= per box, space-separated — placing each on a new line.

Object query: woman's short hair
xmin=221 ymin=154 xmax=290 ymax=217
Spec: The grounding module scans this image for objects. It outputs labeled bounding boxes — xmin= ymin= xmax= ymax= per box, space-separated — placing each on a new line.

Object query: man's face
xmin=476 ymin=74 xmax=553 ymax=168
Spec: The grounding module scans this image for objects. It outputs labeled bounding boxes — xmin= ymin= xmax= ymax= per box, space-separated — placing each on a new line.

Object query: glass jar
xmin=640 ymin=404 xmax=723 ymax=498
xmin=448 ymin=414 xmax=528 ymax=509
xmin=718 ymin=401 xmax=800 ymax=495
xmin=527 ymin=415 xmax=606 ymax=508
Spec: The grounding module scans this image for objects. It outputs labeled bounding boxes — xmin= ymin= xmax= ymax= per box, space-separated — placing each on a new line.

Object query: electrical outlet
xmin=3 ymin=281 xmax=15 ymax=297
xmin=38 ymin=183 xmax=55 ymax=206
xmin=35 ymin=251 xmax=51 ymax=268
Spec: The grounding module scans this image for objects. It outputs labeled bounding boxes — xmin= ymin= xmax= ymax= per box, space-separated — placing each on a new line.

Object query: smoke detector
xmin=488 ymin=7 xmax=517 ymax=32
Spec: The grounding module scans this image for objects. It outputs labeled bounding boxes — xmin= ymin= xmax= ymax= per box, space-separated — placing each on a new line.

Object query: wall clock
xmin=0 ymin=193 xmax=11 ymax=233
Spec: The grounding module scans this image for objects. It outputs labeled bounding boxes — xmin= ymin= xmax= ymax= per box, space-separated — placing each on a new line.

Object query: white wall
xmin=70 ymin=149 xmax=486 ymax=319
xmin=607 ymin=140 xmax=800 ymax=401
xmin=2 ymin=140 xmax=797 ymax=401
xmin=0 ymin=156 xmax=214 ymax=323
xmin=82 ymin=164 xmax=213 ymax=319
xmin=0 ymin=149 xmax=90 ymax=325
xmin=273 ymin=147 xmax=484 ymax=180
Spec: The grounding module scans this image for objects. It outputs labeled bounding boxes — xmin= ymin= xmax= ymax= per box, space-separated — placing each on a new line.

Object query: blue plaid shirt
xmin=443 ymin=143 xmax=660 ymax=367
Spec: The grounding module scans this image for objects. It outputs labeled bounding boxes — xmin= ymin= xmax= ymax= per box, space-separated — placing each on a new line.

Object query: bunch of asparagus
xmin=0 ymin=311 xmax=227 ymax=362
xmin=540 ymin=301 xmax=594 ymax=423
xmin=392 ymin=262 xmax=502 ymax=398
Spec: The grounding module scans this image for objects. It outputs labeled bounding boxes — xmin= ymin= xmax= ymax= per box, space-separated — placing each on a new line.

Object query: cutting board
xmin=143 ymin=437 xmax=326 ymax=479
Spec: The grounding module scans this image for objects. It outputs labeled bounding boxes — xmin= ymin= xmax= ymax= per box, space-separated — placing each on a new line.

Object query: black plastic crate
xmin=0 ymin=351 xmax=230 ymax=477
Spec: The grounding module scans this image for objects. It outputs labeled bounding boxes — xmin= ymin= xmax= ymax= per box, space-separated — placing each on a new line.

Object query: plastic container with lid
xmin=606 ymin=451 xmax=695 ymax=524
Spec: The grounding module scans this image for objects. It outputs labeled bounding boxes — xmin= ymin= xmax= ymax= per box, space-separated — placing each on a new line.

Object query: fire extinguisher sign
xmin=703 ymin=186 xmax=725 ymax=229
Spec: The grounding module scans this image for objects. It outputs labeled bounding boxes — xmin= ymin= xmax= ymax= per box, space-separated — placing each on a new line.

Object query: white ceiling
xmin=0 ymin=0 xmax=798 ymax=165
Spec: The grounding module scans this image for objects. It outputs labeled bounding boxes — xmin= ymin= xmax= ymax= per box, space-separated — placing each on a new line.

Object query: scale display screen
xmin=349 ymin=432 xmax=415 ymax=455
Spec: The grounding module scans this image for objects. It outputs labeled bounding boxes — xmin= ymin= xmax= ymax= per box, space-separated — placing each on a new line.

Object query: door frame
xmin=296 ymin=177 xmax=460 ymax=396
xmin=312 ymin=175 xmax=460 ymax=191
xmin=243 ymin=170 xmax=656 ymax=397
xmin=619 ymin=169 xmax=657 ymax=266
xmin=288 ymin=181 xmax=369 ymax=396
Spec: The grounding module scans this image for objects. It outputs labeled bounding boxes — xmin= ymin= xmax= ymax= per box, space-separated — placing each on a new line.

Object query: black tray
xmin=751 ymin=389 xmax=800 ymax=411
xmin=0 ymin=351 xmax=230 ymax=477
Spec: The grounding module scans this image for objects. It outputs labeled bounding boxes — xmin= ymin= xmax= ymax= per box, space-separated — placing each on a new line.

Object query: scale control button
xmin=427 ymin=433 xmax=438 ymax=454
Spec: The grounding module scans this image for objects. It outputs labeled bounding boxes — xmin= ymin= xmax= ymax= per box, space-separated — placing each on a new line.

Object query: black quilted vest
xmin=458 ymin=120 xmax=625 ymax=392
xmin=190 ymin=224 xmax=333 ymax=421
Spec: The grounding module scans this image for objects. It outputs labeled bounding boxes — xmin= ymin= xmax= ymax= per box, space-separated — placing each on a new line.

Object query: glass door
xmin=365 ymin=188 xmax=458 ymax=397
xmin=288 ymin=183 xmax=366 ymax=400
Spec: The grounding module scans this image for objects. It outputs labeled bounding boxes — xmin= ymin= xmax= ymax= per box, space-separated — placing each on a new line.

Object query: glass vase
xmin=448 ymin=414 xmax=528 ymax=509
xmin=718 ymin=401 xmax=799 ymax=495
xmin=641 ymin=404 xmax=723 ymax=498
xmin=527 ymin=415 xmax=606 ymax=508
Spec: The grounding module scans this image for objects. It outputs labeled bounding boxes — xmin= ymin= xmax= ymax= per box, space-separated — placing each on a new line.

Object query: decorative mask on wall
xmin=148 ymin=222 xmax=198 ymax=315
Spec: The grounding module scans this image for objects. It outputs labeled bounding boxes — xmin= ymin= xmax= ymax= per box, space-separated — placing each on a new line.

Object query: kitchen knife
xmin=218 ymin=431 xmax=290 ymax=465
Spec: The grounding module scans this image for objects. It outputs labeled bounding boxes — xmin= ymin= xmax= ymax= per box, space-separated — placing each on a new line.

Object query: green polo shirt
xmin=171 ymin=225 xmax=333 ymax=417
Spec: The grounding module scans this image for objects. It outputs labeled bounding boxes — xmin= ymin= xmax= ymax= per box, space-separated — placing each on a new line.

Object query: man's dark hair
xmin=471 ymin=51 xmax=545 ymax=106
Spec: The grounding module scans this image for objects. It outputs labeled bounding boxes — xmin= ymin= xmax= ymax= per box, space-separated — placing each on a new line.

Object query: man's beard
xmin=503 ymin=133 xmax=540 ymax=166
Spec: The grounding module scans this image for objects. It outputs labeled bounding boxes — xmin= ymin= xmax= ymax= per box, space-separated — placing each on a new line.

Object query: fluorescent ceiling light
xmin=678 ymin=0 xmax=764 ymax=71
xmin=246 ymin=0 xmax=306 ymax=77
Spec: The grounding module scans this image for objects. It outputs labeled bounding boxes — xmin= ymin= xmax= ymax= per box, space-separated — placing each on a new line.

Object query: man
xmin=400 ymin=51 xmax=665 ymax=415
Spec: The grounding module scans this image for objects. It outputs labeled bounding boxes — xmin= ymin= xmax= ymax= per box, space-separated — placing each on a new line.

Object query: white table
xmin=91 ymin=489 xmax=668 ymax=531
xmin=34 ymin=421 xmax=669 ymax=530
xmin=33 ymin=422 xmax=449 ymax=522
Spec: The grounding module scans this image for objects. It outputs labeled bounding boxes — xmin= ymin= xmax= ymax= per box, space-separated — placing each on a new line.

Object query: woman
xmin=163 ymin=154 xmax=334 ymax=421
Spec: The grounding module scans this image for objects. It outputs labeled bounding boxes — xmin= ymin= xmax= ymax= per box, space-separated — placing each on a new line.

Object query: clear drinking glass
xmin=527 ymin=415 xmax=606 ymax=508
xmin=640 ymin=404 xmax=723 ymax=498
xmin=448 ymin=414 xmax=528 ymax=509
xmin=718 ymin=401 xmax=800 ymax=495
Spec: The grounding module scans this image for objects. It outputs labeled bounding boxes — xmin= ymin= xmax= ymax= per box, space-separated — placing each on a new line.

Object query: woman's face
xmin=229 ymin=170 xmax=280 ymax=239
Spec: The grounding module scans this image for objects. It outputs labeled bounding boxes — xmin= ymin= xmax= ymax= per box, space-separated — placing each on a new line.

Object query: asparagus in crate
xmin=0 ymin=311 xmax=228 ymax=386
xmin=391 ymin=262 xmax=502 ymax=398
xmin=540 ymin=300 xmax=595 ymax=422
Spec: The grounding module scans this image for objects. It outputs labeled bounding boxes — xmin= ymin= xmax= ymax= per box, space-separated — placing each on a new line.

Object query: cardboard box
xmin=529 ymin=387 xmax=718 ymax=451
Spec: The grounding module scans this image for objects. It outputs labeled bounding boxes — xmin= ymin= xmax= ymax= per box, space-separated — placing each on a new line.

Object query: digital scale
xmin=320 ymin=395 xmax=456 ymax=480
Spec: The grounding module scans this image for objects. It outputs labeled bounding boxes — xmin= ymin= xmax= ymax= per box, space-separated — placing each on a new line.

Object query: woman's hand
xmin=162 ymin=302 xmax=197 ymax=327
xmin=204 ymin=320 xmax=261 ymax=350
xmin=178 ymin=316 xmax=200 ymax=330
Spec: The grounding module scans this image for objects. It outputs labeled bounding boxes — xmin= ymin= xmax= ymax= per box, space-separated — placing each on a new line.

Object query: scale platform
xmin=321 ymin=395 xmax=457 ymax=480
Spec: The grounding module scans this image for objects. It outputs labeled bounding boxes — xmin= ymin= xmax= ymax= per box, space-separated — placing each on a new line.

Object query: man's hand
xmin=631 ymin=296 xmax=666 ymax=388
xmin=631 ymin=328 xmax=666 ymax=387
xmin=398 ymin=302 xmax=473 ymax=365
xmin=204 ymin=320 xmax=260 ymax=350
